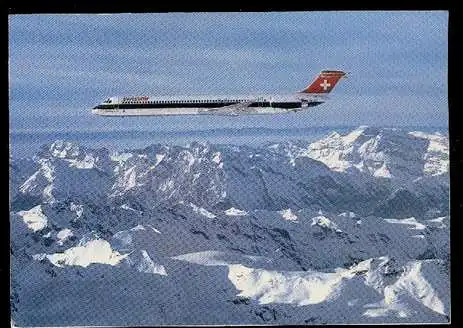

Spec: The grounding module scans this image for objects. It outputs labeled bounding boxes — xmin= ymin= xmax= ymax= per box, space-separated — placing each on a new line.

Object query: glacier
xmin=9 ymin=126 xmax=450 ymax=325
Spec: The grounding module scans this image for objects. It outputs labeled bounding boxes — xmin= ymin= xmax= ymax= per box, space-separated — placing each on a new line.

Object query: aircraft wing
xmin=199 ymin=101 xmax=256 ymax=115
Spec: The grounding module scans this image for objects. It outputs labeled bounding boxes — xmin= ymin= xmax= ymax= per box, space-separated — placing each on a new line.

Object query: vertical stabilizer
xmin=300 ymin=70 xmax=347 ymax=93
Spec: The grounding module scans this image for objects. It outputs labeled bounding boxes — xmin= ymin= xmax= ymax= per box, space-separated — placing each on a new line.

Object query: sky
xmin=9 ymin=11 xmax=448 ymax=131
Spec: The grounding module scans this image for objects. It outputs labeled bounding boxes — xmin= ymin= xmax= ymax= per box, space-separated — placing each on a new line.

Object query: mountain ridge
xmin=10 ymin=126 xmax=450 ymax=325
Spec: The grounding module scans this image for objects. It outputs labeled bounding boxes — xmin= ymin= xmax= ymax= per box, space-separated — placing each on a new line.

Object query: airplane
xmin=91 ymin=70 xmax=347 ymax=117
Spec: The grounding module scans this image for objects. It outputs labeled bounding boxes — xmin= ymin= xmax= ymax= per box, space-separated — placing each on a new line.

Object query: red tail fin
xmin=300 ymin=70 xmax=347 ymax=93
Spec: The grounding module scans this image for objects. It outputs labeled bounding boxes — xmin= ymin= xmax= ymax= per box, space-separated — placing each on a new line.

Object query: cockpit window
xmin=103 ymin=98 xmax=112 ymax=104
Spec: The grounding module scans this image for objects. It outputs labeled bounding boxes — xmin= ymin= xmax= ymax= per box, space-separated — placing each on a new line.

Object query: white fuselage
xmin=92 ymin=107 xmax=292 ymax=116
xmin=91 ymin=94 xmax=326 ymax=116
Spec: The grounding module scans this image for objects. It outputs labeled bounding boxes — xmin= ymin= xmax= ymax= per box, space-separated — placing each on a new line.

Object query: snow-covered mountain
xmin=278 ymin=126 xmax=448 ymax=180
xmin=9 ymin=126 xmax=450 ymax=325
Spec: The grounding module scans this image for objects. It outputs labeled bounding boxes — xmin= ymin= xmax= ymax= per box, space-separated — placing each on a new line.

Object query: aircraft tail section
xmin=300 ymin=70 xmax=347 ymax=94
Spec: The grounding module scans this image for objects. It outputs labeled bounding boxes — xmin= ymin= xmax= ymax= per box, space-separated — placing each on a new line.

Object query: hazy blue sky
xmin=9 ymin=11 xmax=448 ymax=130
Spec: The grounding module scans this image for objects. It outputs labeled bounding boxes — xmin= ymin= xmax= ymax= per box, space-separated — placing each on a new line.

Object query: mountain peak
xmin=48 ymin=140 xmax=81 ymax=159
xmin=299 ymin=126 xmax=448 ymax=180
